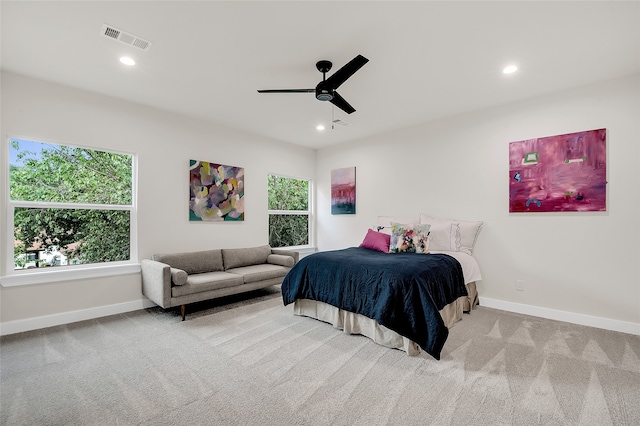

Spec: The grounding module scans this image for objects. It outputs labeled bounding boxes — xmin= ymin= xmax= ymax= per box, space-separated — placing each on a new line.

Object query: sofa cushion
xmin=267 ymin=254 xmax=295 ymax=267
xmin=170 ymin=267 xmax=188 ymax=285
xmin=153 ymin=250 xmax=223 ymax=274
xmin=171 ymin=271 xmax=244 ymax=298
xmin=222 ymin=245 xmax=271 ymax=270
xmin=225 ymin=264 xmax=289 ymax=284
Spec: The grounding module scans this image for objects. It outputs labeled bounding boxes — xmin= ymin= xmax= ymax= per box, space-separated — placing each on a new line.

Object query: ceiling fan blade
xmin=330 ymin=91 xmax=356 ymax=114
xmin=257 ymin=89 xmax=314 ymax=93
xmin=324 ymin=54 xmax=369 ymax=90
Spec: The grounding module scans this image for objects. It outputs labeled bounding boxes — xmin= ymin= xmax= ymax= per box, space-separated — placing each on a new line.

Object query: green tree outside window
xmin=9 ymin=138 xmax=133 ymax=269
xmin=268 ymin=175 xmax=310 ymax=248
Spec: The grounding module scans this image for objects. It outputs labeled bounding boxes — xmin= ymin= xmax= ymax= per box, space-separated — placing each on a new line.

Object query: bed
xmin=281 ymin=214 xmax=482 ymax=360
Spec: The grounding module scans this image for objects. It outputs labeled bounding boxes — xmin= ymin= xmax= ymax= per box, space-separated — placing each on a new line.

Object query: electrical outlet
xmin=516 ymin=280 xmax=524 ymax=291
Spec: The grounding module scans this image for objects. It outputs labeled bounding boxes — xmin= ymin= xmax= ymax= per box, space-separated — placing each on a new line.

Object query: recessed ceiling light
xmin=316 ymin=125 xmax=325 ymax=131
xmin=120 ymin=57 xmax=135 ymax=66
xmin=503 ymin=65 xmax=518 ymax=74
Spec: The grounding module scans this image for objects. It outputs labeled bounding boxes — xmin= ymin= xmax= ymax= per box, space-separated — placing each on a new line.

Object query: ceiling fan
xmin=257 ymin=54 xmax=369 ymax=114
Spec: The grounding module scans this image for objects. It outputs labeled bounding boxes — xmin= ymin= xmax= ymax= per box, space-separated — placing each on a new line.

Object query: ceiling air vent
xmin=101 ymin=24 xmax=152 ymax=51
xmin=332 ymin=118 xmax=351 ymax=127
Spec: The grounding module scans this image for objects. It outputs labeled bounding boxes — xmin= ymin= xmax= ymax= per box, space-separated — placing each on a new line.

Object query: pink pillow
xmin=359 ymin=229 xmax=391 ymax=252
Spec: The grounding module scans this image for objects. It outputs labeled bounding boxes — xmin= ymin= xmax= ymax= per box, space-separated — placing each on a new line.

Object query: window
xmin=267 ymin=175 xmax=310 ymax=248
xmin=7 ymin=138 xmax=135 ymax=273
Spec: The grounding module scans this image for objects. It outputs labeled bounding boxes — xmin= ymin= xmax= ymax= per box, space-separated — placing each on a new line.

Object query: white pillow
xmin=457 ymin=220 xmax=483 ymax=255
xmin=418 ymin=214 xmax=460 ymax=251
xmin=420 ymin=214 xmax=482 ymax=254
xmin=376 ymin=215 xmax=419 ymax=235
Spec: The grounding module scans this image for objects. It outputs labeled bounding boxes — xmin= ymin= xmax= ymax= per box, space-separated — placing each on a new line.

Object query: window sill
xmin=0 ymin=263 xmax=141 ymax=287
xmin=277 ymin=245 xmax=317 ymax=258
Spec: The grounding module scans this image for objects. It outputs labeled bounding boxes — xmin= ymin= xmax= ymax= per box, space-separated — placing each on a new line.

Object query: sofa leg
xmin=180 ymin=305 xmax=186 ymax=321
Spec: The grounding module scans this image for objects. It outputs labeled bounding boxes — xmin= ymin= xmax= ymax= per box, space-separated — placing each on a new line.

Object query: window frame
xmin=267 ymin=173 xmax=313 ymax=249
xmin=1 ymin=137 xmax=139 ymax=287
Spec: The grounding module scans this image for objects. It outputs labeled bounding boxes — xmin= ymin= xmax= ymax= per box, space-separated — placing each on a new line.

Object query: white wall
xmin=0 ymin=72 xmax=316 ymax=328
xmin=2 ymin=71 xmax=639 ymax=335
xmin=317 ymin=74 xmax=640 ymax=333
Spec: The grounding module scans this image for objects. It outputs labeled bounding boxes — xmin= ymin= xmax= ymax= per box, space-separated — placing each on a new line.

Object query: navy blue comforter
xmin=281 ymin=247 xmax=467 ymax=360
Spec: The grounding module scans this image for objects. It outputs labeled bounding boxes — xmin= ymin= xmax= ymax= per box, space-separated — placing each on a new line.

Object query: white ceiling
xmin=2 ymin=1 xmax=639 ymax=149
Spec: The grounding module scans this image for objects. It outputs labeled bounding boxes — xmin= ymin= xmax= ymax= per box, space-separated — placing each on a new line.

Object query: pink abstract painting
xmin=509 ymin=129 xmax=606 ymax=213
xmin=331 ymin=167 xmax=356 ymax=215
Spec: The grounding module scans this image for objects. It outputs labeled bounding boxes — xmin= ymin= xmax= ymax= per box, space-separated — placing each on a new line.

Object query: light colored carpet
xmin=1 ymin=288 xmax=639 ymax=425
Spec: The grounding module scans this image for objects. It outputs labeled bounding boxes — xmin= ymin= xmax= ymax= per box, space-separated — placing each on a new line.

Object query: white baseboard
xmin=479 ymin=297 xmax=640 ymax=336
xmin=4 ymin=296 xmax=638 ymax=337
xmin=0 ymin=299 xmax=157 ymax=336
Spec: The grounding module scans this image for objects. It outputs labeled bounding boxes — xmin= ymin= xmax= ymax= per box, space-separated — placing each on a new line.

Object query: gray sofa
xmin=141 ymin=245 xmax=298 ymax=320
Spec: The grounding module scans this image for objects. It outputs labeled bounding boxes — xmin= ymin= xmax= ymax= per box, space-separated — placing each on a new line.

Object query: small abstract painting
xmin=189 ymin=160 xmax=244 ymax=221
xmin=331 ymin=167 xmax=356 ymax=215
xmin=509 ymin=129 xmax=606 ymax=213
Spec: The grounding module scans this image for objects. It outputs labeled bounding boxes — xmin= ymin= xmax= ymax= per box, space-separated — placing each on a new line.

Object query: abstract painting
xmin=189 ymin=160 xmax=244 ymax=221
xmin=331 ymin=167 xmax=356 ymax=215
xmin=509 ymin=129 xmax=606 ymax=213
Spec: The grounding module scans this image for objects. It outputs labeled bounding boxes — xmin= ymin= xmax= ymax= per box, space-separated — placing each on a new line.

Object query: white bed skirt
xmin=293 ymin=282 xmax=478 ymax=356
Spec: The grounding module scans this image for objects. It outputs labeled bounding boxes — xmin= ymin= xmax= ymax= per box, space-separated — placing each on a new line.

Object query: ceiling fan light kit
xmin=258 ymin=54 xmax=369 ymax=114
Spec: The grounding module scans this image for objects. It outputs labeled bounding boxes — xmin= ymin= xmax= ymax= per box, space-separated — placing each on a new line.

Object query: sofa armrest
xmin=141 ymin=259 xmax=172 ymax=308
xmin=270 ymin=248 xmax=299 ymax=265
